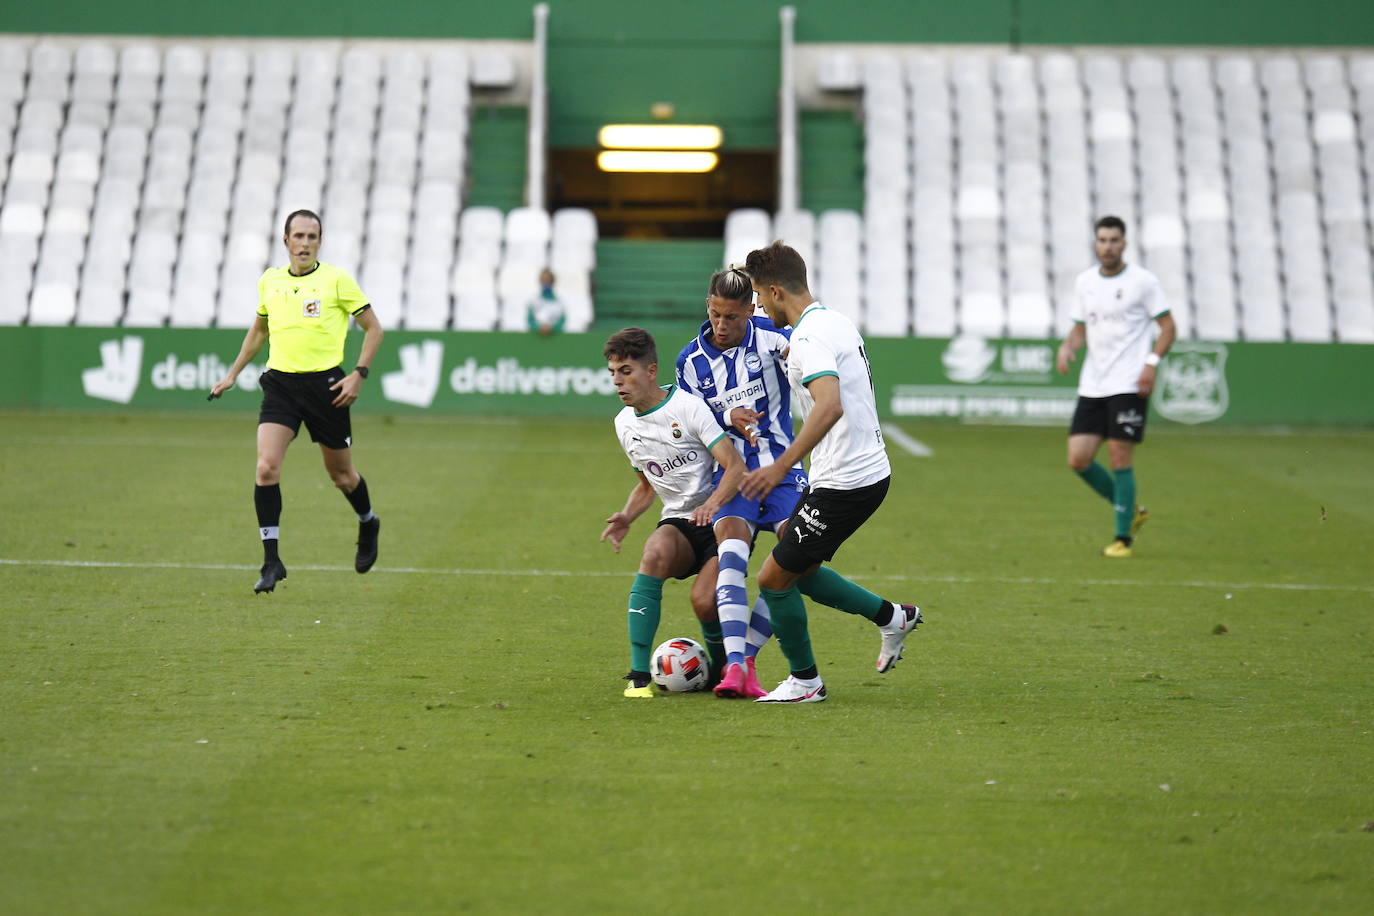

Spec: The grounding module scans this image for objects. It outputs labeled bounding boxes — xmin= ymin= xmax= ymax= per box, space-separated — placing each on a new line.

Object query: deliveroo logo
xmin=1156 ymin=342 xmax=1229 ymax=425
xmin=941 ymin=335 xmax=998 ymax=384
xmin=382 ymin=340 xmax=445 ymax=408
xmin=82 ymin=336 xmax=144 ymax=404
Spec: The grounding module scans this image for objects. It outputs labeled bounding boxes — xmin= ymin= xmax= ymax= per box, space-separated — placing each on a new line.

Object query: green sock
xmin=798 ymin=565 xmax=885 ymax=620
xmin=697 ymin=618 xmax=726 ymax=674
xmin=1113 ymin=467 xmax=1136 ymax=539
xmin=761 ymin=586 xmax=815 ymax=674
xmin=627 ymin=573 xmax=663 ymax=672
xmin=1076 ymin=461 xmax=1114 ymax=501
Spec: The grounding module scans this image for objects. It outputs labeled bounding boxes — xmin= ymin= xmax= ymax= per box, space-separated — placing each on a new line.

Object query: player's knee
xmin=717 ymin=538 xmax=750 ymax=566
xmin=638 ymin=546 xmax=673 ymax=578
xmin=690 ymin=593 xmax=716 ymax=621
xmin=329 ymin=468 xmax=359 ymax=490
xmin=757 ymin=565 xmax=789 ymax=591
xmin=1067 ymin=453 xmax=1091 ymax=473
xmin=255 ymin=458 xmax=281 ymax=484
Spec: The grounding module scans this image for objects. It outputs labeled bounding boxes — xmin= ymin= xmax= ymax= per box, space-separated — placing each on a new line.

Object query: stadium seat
xmin=817 ymin=52 xmax=861 ymax=92
xmin=497 ymin=260 xmax=542 ymax=331
xmin=458 ymin=206 xmax=505 ymax=266
xmin=402 ymin=261 xmax=454 ymax=331
xmin=451 ymin=258 xmax=499 ymax=330
xmin=471 ymin=49 xmax=516 ymax=88
xmin=504 ymin=207 xmax=551 ymax=267
xmin=816 ymin=209 xmax=862 ymax=321
xmin=724 ymin=209 xmax=770 ymax=268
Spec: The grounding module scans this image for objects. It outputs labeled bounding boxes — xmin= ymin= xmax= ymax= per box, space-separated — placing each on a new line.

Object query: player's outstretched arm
xmin=209 ymin=316 xmax=269 ymax=399
xmin=692 ymin=439 xmax=745 ymax=526
xmin=601 ymin=473 xmax=656 ymax=553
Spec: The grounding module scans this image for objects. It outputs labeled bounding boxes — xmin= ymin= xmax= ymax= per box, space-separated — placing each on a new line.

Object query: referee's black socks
xmin=255 ymin=483 xmax=282 ymax=563
xmin=345 ymin=476 xmax=375 ymax=522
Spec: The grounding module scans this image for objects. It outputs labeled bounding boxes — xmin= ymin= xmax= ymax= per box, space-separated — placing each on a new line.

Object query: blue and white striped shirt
xmin=675 ymin=317 xmax=802 ymax=473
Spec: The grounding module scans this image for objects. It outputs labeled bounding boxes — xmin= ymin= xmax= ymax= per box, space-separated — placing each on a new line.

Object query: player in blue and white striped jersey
xmin=674 ymin=268 xmax=808 ymax=699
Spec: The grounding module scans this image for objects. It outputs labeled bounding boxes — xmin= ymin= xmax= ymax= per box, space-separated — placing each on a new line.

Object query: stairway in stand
xmin=592 ymin=238 xmax=723 ymax=332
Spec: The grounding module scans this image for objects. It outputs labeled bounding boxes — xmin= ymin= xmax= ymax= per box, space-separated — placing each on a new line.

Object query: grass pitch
xmin=2 ymin=409 xmax=1372 ymax=914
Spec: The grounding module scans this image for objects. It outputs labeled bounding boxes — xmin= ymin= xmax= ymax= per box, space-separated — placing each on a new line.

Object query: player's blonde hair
xmin=708 ymin=267 xmax=753 ymax=303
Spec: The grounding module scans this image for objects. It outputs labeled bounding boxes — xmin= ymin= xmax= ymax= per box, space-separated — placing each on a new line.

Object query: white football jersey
xmin=785 ymin=303 xmax=891 ymax=490
xmin=614 ymin=385 xmax=728 ymax=520
xmin=1070 ymin=263 xmax=1170 ymax=397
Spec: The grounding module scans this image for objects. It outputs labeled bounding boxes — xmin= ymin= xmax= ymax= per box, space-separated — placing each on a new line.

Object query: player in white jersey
xmin=676 ymin=267 xmax=807 ymax=699
xmin=1057 ymin=216 xmax=1177 ymax=558
xmin=738 ymin=242 xmax=921 ymax=704
xmin=600 ymin=328 xmax=745 ymax=698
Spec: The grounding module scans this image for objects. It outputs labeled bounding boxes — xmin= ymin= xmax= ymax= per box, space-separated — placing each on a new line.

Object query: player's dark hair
xmin=284 ymin=209 xmax=323 ymax=236
xmin=744 ymin=240 xmax=809 ymax=294
xmin=1094 ymin=215 xmax=1127 ymax=235
xmin=708 ymin=267 xmax=753 ymax=303
xmin=604 ymin=327 xmax=657 ymax=366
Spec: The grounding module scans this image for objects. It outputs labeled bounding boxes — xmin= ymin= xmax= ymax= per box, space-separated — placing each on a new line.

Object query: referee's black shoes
xmin=356 ymin=516 xmax=381 ymax=573
xmin=254 ymin=560 xmax=287 ymax=594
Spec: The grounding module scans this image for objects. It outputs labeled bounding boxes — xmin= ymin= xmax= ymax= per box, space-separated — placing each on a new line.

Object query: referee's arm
xmin=330 ymin=307 xmax=385 ymax=407
xmin=210 ymin=316 xmax=270 ymax=399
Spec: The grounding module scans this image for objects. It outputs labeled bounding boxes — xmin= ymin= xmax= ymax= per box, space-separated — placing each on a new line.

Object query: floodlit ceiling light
xmin=596 ymin=150 xmax=720 ymax=173
xmin=597 ymin=124 xmax=723 ymax=150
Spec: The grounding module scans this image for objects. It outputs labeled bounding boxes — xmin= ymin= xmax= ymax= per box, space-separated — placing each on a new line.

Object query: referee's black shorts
xmin=771 ymin=477 xmax=891 ymax=575
xmin=258 ymin=367 xmax=353 ymax=450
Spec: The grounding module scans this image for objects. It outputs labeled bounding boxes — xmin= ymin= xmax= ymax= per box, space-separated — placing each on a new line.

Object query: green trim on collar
xmin=635 ymin=385 xmax=676 ymax=417
xmin=793 ymin=303 xmax=826 ymax=330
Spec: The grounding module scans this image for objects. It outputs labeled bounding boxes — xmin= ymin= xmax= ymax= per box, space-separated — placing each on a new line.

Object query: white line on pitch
xmin=882 ymin=423 xmax=933 ymax=457
xmin=3 ymin=557 xmax=1370 ymax=593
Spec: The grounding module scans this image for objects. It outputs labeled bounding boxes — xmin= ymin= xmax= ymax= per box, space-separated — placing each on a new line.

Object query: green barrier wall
xmin=3 ymin=328 xmax=1369 ymax=426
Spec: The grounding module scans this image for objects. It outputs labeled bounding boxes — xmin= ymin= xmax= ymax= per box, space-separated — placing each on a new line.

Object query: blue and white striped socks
xmin=745 ymin=595 xmax=772 ymax=659
xmin=716 ymin=538 xmax=751 ymax=667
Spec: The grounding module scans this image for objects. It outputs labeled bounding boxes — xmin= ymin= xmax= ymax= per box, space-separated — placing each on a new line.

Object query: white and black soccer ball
xmin=650 ymin=637 xmax=710 ymax=692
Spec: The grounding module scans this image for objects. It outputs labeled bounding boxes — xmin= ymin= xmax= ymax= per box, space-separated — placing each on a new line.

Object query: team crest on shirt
xmin=744 ymin=352 xmax=763 ymax=373
xmin=303 ymin=299 xmax=322 ymax=318
xmin=670 ymin=422 xmax=683 ymax=439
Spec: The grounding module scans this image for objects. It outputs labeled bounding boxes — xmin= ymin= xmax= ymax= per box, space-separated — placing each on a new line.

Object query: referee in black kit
xmin=211 ymin=209 xmax=385 ymax=593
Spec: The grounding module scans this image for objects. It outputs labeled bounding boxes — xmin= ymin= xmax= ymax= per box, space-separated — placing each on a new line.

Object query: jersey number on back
xmin=858 ymin=344 xmax=874 ymax=392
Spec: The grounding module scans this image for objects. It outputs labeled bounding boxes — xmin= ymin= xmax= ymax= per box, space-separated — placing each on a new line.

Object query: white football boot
xmin=876 ymin=604 xmax=922 ymax=673
xmin=754 ymin=675 xmax=827 ymax=703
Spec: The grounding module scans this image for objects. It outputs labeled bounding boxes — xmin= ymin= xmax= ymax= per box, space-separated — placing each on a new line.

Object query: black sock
xmin=792 ymin=665 xmax=819 ymax=680
xmin=255 ymin=484 xmax=281 ymax=563
xmin=1119 ymin=536 xmax=1133 ymax=547
xmin=873 ymin=602 xmax=895 ymax=627
xmin=344 ymin=476 xmax=373 ymax=520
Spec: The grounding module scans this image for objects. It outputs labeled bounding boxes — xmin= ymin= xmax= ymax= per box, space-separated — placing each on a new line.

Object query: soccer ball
xmin=650 ymin=638 xmax=710 ymax=692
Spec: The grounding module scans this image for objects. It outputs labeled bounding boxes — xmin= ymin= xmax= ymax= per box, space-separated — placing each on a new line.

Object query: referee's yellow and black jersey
xmin=256 ymin=262 xmax=370 ymax=373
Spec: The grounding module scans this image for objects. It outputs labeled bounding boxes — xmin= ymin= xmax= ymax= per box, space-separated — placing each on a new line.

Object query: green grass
xmin=3 ymin=410 xmax=1372 ymax=914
